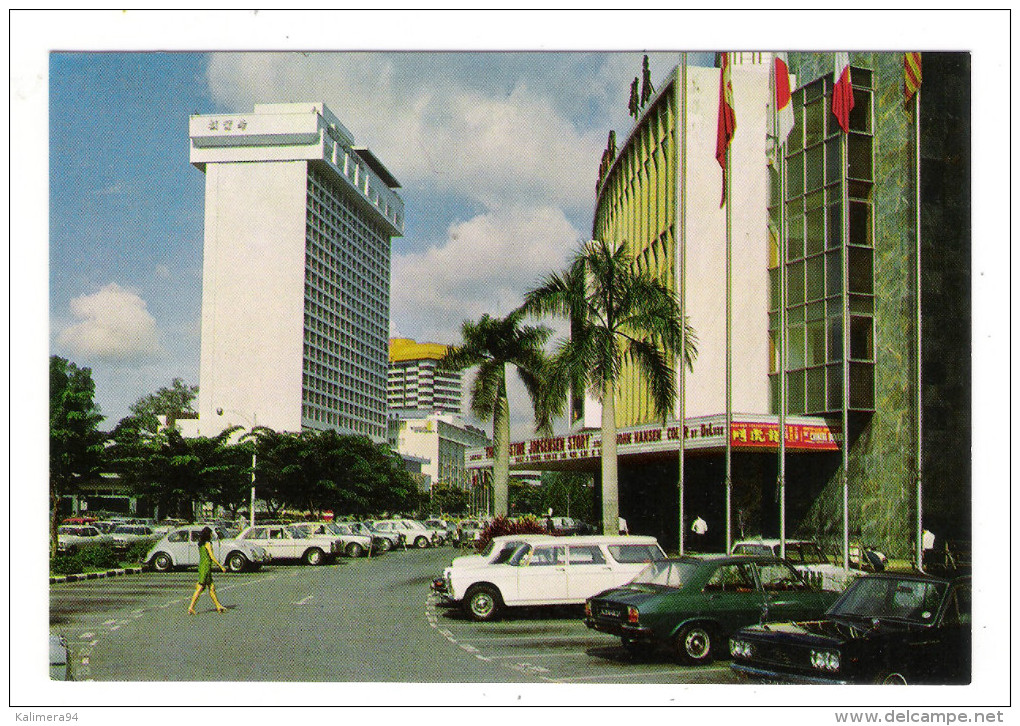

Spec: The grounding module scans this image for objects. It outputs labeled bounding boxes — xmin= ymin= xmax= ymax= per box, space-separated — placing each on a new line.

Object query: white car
xmin=109 ymin=524 xmax=160 ymax=550
xmin=145 ymin=525 xmax=270 ymax=573
xmin=449 ymin=534 xmax=557 ymax=570
xmin=236 ymin=524 xmax=342 ymax=565
xmin=289 ymin=522 xmax=373 ymax=557
xmin=56 ymin=525 xmax=113 ymax=553
xmin=443 ymin=535 xmax=667 ymax=621
xmin=732 ymin=539 xmax=858 ymax=592
xmin=373 ymin=519 xmax=439 ymax=549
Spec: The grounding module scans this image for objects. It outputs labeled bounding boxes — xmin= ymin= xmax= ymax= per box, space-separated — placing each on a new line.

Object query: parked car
xmin=455 ymin=519 xmax=486 ymax=548
xmin=729 ymin=572 xmax=971 ymax=684
xmin=585 ymin=554 xmax=839 ymax=664
xmin=289 ymin=522 xmax=373 ymax=558
xmin=109 ymin=524 xmax=161 ymax=550
xmin=372 ymin=519 xmax=439 ymax=548
xmin=56 ymin=525 xmax=113 ymax=553
xmin=432 ymin=534 xmax=557 ymax=595
xmin=442 ymin=535 xmax=666 ymax=622
xmin=424 ymin=518 xmax=457 ymax=543
xmin=351 ymin=521 xmax=402 ymax=551
xmin=236 ymin=524 xmax=341 ymax=565
xmin=732 ymin=539 xmax=859 ymax=592
xmin=146 ymin=525 xmax=270 ymax=573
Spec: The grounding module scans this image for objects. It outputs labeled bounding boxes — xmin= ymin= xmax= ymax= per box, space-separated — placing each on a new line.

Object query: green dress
xmin=197 ymin=543 xmax=214 ymax=586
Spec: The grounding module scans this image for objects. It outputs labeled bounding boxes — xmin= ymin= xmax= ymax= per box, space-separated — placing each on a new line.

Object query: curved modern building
xmin=470 ymin=53 xmax=969 ymax=559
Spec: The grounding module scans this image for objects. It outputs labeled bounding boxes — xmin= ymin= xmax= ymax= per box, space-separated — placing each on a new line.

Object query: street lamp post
xmin=218 ymin=408 xmax=257 ymax=529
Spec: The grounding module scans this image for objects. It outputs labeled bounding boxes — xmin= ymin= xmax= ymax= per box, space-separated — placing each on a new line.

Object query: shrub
xmin=475 ymin=515 xmax=548 ymax=552
xmin=123 ymin=541 xmax=153 ymax=564
xmin=50 ymin=552 xmax=85 ymax=575
xmin=76 ymin=544 xmax=121 ymax=570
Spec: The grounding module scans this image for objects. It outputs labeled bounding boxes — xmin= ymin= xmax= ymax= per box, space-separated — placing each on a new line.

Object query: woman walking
xmin=188 ymin=527 xmax=227 ymax=614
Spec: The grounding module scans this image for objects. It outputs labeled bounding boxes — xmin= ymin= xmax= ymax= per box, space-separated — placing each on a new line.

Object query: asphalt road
xmin=50 ymin=545 xmax=741 ymax=684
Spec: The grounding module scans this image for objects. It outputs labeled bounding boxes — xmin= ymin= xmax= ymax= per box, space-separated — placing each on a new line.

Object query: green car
xmin=584 ymin=554 xmax=839 ymax=664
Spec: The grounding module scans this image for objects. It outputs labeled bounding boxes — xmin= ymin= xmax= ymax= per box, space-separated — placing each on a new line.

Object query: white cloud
xmin=391 ymin=205 xmax=580 ymax=343
xmin=56 ymin=283 xmax=162 ymax=362
xmin=205 ymin=53 xmax=605 ymax=215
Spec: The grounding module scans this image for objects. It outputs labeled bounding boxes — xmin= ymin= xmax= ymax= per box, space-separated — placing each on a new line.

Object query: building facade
xmin=188 ymin=103 xmax=403 ymax=441
xmin=469 ymin=53 xmax=969 ymax=558
xmin=387 ymin=338 xmax=463 ymax=416
xmin=388 ymin=414 xmax=490 ymax=493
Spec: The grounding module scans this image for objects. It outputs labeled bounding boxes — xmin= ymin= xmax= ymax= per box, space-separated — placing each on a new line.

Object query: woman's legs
xmin=208 ymin=583 xmax=226 ymax=613
xmin=188 ymin=583 xmax=205 ymax=614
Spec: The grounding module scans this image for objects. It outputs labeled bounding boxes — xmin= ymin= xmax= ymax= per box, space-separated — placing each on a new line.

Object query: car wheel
xmin=377 ymin=538 xmax=392 ymax=553
xmin=675 ymin=624 xmax=714 ymax=665
xmin=875 ymin=671 xmax=908 ymax=685
xmin=414 ymin=536 xmax=429 ymax=549
xmin=464 ymin=585 xmax=501 ymax=622
xmin=226 ymin=552 xmax=249 ymax=573
xmin=304 ymin=547 xmax=326 ymax=566
xmin=151 ymin=552 xmax=173 ymax=572
xmin=345 ymin=542 xmax=365 ymax=558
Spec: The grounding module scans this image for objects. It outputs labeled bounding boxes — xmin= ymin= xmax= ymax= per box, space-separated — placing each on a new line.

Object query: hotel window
xmin=769 ymin=64 xmax=874 ymax=416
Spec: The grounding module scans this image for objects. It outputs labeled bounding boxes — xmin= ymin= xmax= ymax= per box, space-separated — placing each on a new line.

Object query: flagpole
xmin=776 ymin=65 xmax=788 ymax=562
xmin=724 ymin=52 xmax=733 ymax=557
xmin=913 ymin=84 xmax=924 ymax=572
xmin=840 ymin=91 xmax=851 ymax=576
xmin=678 ymin=53 xmax=688 ymax=556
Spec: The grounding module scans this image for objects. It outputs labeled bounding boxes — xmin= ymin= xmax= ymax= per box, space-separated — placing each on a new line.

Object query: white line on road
xmin=459 ymin=643 xmax=479 ymax=653
xmin=446 ymin=634 xmax=601 ymax=643
xmin=293 ymin=595 xmax=314 ymax=605
xmin=478 ymin=652 xmax=594 ymax=660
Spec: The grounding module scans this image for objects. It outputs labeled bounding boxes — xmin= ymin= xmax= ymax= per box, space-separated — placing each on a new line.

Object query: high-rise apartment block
xmin=387 ymin=338 xmax=463 ymax=416
xmin=189 ymin=103 xmax=403 ymax=441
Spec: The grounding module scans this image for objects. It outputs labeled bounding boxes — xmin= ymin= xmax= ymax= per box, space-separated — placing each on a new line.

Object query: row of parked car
xmin=431 ymin=533 xmax=971 ymax=685
xmin=141 ymin=517 xmax=465 ymax=573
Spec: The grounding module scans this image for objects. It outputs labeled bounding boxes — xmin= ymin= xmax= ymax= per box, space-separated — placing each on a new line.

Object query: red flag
xmin=832 ymin=52 xmax=854 ymax=133
xmin=772 ymin=52 xmax=794 ymax=146
xmin=715 ymin=52 xmax=736 ymax=207
xmin=904 ymin=52 xmax=922 ymax=105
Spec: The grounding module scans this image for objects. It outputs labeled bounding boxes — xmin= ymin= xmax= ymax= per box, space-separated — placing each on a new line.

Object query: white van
xmin=441 ymin=535 xmax=665 ymax=621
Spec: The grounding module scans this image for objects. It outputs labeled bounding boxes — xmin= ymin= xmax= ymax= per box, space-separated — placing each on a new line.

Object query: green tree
xmin=508 ymin=479 xmax=544 ymax=516
xmin=540 ymin=471 xmax=595 ymax=524
xmin=50 ymin=357 xmax=106 ymax=556
xmin=523 ymin=239 xmax=697 ymax=534
xmin=440 ymin=311 xmax=553 ymax=517
xmin=431 ymin=483 xmax=469 ymax=515
xmin=121 ymin=378 xmax=198 ymax=432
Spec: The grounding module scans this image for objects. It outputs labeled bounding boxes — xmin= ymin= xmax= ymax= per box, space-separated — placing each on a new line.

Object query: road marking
xmin=459 ymin=643 xmax=479 ymax=653
xmin=80 ymin=632 xmax=94 ymax=639
xmin=480 ymin=652 xmax=594 ymax=660
xmin=438 ymin=629 xmax=452 ymax=637
xmin=293 ymin=595 xmax=314 ymax=605
xmin=103 ymin=619 xmax=117 ymax=625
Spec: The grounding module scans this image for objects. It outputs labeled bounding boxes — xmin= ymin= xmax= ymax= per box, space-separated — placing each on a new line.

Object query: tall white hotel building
xmin=188 ymin=103 xmax=403 ymax=441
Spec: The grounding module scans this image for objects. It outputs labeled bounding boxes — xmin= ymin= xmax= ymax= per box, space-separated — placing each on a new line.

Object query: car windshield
xmin=506 ymin=544 xmax=533 ymax=567
xmin=287 ymin=527 xmax=309 ymax=539
xmin=830 ymin=577 xmax=947 ymax=623
xmin=491 ymin=543 xmax=524 ymax=564
xmin=630 ymin=560 xmax=702 ymax=589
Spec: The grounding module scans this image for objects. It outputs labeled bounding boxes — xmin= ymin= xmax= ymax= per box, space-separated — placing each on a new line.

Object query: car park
xmin=109 ymin=524 xmax=161 ymax=550
xmin=455 ymin=519 xmax=486 ymax=548
xmin=442 ymin=535 xmax=666 ymax=621
xmin=424 ymin=518 xmax=458 ymax=543
xmin=145 ymin=525 xmax=270 ymax=573
xmin=585 ymin=554 xmax=839 ymax=664
xmin=236 ymin=524 xmax=342 ymax=565
xmin=432 ymin=534 xmax=557 ymax=595
xmin=729 ymin=572 xmax=971 ymax=684
xmin=352 ymin=521 xmax=403 ymax=551
xmin=732 ymin=539 xmax=859 ymax=591
xmin=290 ymin=521 xmax=373 ymax=557
xmin=56 ymin=524 xmax=113 ymax=553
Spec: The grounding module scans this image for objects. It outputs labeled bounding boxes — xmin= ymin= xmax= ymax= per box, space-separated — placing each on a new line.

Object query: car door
xmin=566 ymin=544 xmax=617 ymax=600
xmin=700 ymin=562 xmax=766 ymax=634
xmin=181 ymin=529 xmax=205 ymax=566
xmin=514 ymin=545 xmax=568 ymax=604
xmin=266 ymin=526 xmax=298 ymax=559
xmin=898 ymin=581 xmax=971 ymax=684
xmin=755 ymin=560 xmax=826 ymax=622
xmin=241 ymin=527 xmax=271 ymax=557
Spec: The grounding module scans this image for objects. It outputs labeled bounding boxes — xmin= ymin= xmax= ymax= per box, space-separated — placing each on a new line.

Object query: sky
xmin=44 ymin=36 xmax=713 ymax=436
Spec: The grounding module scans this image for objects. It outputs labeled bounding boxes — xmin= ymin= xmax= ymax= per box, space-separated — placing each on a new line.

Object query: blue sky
xmin=46 ymin=44 xmax=708 ymax=432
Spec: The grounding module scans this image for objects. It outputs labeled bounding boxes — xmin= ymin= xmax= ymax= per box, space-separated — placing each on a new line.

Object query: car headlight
xmin=729 ymin=639 xmax=753 ymax=658
xmin=810 ymin=649 xmax=841 ymax=672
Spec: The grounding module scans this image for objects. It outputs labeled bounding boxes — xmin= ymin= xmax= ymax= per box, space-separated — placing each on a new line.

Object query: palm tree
xmin=440 ymin=311 xmax=553 ymax=517
xmin=523 ymin=238 xmax=697 ymax=535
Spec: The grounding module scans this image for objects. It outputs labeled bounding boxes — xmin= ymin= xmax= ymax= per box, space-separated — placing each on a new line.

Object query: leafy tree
xmin=121 ymin=378 xmax=198 ymax=432
xmin=522 ymin=239 xmax=697 ymax=534
xmin=50 ymin=357 xmax=105 ymax=556
xmin=431 ymin=483 xmax=469 ymax=515
xmin=440 ymin=311 xmax=553 ymax=517
xmin=508 ymin=480 xmax=544 ymax=516
xmin=540 ymin=471 xmax=595 ymax=524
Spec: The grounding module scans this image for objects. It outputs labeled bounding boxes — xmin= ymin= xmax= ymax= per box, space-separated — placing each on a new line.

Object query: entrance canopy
xmin=466 ymin=413 xmax=839 ymax=472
